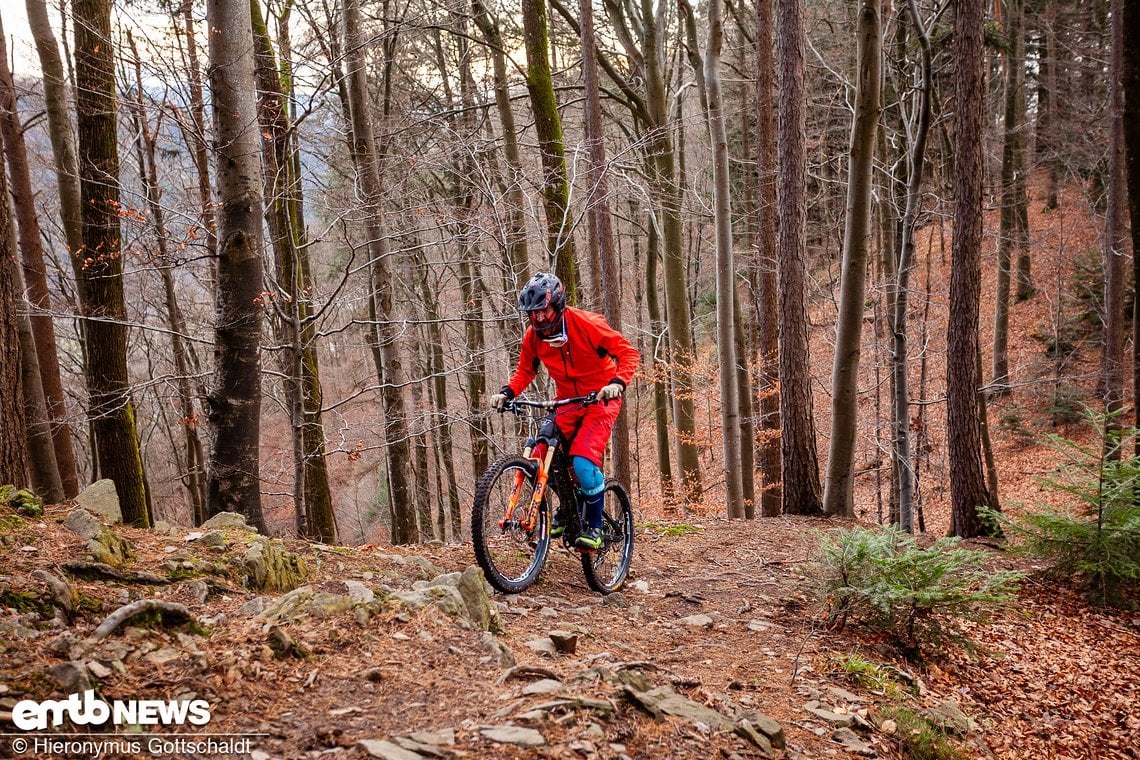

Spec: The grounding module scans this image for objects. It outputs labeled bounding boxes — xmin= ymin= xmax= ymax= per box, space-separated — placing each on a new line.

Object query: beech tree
xmin=204 ymin=0 xmax=267 ymax=531
xmin=823 ymin=0 xmax=881 ymax=518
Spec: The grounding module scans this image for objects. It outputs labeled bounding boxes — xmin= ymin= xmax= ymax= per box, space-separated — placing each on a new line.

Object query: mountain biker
xmin=490 ymin=272 xmax=640 ymax=551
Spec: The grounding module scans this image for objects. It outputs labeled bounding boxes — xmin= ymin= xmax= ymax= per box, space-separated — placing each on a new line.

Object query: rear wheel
xmin=580 ymin=480 xmax=634 ymax=594
xmin=472 ymin=456 xmax=550 ymax=593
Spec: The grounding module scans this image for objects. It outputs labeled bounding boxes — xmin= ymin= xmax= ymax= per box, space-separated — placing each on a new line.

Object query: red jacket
xmin=505 ymin=307 xmax=640 ymax=400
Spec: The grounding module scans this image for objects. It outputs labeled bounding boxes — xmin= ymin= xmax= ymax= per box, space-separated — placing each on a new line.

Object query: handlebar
xmin=499 ymin=392 xmax=598 ymax=414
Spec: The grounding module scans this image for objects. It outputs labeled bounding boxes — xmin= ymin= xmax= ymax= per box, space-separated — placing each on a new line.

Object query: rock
xmin=47 ymin=661 xmax=92 ymax=692
xmin=524 ymin=637 xmax=559 ymax=657
xmin=239 ymin=537 xmax=308 ymax=592
xmin=734 ymin=720 xmax=774 ymax=755
xmin=456 ymin=566 xmax=496 ymax=631
xmin=521 ymin=678 xmax=564 ymax=696
xmin=827 ymin=686 xmax=863 ymax=705
xmin=624 ymin=684 xmax=734 ymax=729
xmin=923 ymin=700 xmax=973 ymax=735
xmin=737 ymin=710 xmax=786 ymax=749
xmin=629 ymin=580 xmax=650 ymax=593
xmin=189 ymin=581 xmax=209 ymax=602
xmin=358 ymin=667 xmax=384 ymax=682
xmin=201 ymin=512 xmax=256 ymax=532
xmin=344 ymin=580 xmax=375 ymax=605
xmin=602 ymin=592 xmax=630 ymax=608
xmin=680 ymin=613 xmax=715 ymax=628
xmin=198 ymin=531 xmax=226 ymax=548
xmin=357 ymin=739 xmax=424 ymax=759
xmin=538 ymin=606 xmax=560 ymax=618
xmin=406 ymin=729 xmax=455 ymax=746
xmin=144 ymin=647 xmax=182 ymax=667
xmin=238 ymin=597 xmax=270 ymax=616
xmin=832 ymin=727 xmax=875 ymax=756
xmin=805 ymin=701 xmax=855 ymax=728
xmin=747 ymin=619 xmax=776 ymax=632
xmin=64 ymin=508 xmax=132 ymax=567
xmin=267 ymin=626 xmax=309 ymax=659
xmin=152 ymin=521 xmax=181 ymax=536
xmin=548 ymin=630 xmax=578 ymax=654
xmin=480 ymin=725 xmax=546 ymax=747
xmin=480 ymin=632 xmax=515 ymax=669
xmin=75 ymin=479 xmax=121 ymax=524
xmin=262 ymin=587 xmax=361 ymax=622
xmin=391 ymin=555 xmax=444 ymax=579
xmin=86 ymin=660 xmax=112 ymax=679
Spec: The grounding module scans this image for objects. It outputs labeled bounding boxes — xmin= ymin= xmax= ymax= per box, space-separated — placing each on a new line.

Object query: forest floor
xmin=1 ymin=505 xmax=1137 ymax=759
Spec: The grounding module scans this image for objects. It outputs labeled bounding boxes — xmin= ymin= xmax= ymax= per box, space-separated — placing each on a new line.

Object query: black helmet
xmin=518 ymin=272 xmax=566 ymax=339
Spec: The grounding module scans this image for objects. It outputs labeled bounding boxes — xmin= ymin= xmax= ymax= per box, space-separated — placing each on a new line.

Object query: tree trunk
xmin=25 ymin=0 xmax=87 ymax=494
xmin=823 ymin=0 xmax=881 ymax=518
xmin=74 ymin=0 xmax=150 ymax=527
xmin=250 ymin=1 xmax=336 ymax=541
xmin=1103 ymin=0 xmax=1127 ymax=458
xmin=948 ymin=0 xmax=998 ymax=537
xmin=471 ymin=0 xmax=528 ymax=281
xmin=204 ymin=0 xmax=266 ymax=532
xmin=1125 ymin=0 xmax=1140 ymax=461
xmin=645 ymin=210 xmax=674 ymax=499
xmin=344 ymin=0 xmax=418 ymax=544
xmin=126 ymin=33 xmax=206 ymax=524
xmin=177 ymin=0 xmax=218 ymax=286
xmin=643 ymin=0 xmax=701 ymax=502
xmin=701 ymin=0 xmax=745 ymax=518
xmin=522 ymin=0 xmax=577 ymax=295
xmin=776 ymin=0 xmax=822 ymax=516
xmin=0 ymin=20 xmax=76 ymax=498
xmin=580 ymin=0 xmax=631 ymax=489
xmin=0 ymin=177 xmax=29 ymax=488
xmin=755 ymin=0 xmax=781 ymax=518
xmin=892 ymin=0 xmax=934 ymax=534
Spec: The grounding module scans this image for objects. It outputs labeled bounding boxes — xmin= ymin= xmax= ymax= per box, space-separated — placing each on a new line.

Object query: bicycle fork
xmin=500 ymin=443 xmax=556 ymax=533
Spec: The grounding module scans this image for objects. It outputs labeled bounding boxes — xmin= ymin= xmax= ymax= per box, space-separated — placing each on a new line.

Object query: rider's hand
xmin=490 ymin=392 xmax=509 ymax=411
xmin=598 ymin=383 xmax=624 ymax=402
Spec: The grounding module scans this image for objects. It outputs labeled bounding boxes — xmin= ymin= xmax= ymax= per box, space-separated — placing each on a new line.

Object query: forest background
xmin=0 ymin=0 xmax=1134 ymax=550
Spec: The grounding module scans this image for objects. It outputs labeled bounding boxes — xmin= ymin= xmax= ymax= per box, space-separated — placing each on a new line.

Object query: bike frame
xmin=499 ymin=394 xmax=597 ymax=534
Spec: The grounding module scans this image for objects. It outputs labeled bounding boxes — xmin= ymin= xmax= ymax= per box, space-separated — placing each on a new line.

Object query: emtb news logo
xmin=11 ymin=690 xmax=211 ymax=730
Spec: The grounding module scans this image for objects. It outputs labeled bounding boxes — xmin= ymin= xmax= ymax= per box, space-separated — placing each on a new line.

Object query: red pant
xmin=554 ymin=397 xmax=623 ymax=467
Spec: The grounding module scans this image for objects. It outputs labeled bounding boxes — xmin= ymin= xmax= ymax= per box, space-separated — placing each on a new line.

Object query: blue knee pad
xmin=572 ymin=456 xmax=605 ymax=496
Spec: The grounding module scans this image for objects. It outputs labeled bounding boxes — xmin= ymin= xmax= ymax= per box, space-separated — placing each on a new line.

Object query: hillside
xmin=1 ymin=504 xmax=1136 ymax=759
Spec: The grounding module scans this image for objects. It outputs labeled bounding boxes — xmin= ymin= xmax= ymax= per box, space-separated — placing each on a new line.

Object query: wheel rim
xmin=588 ymin=486 xmax=632 ymax=588
xmin=479 ymin=464 xmax=546 ymax=585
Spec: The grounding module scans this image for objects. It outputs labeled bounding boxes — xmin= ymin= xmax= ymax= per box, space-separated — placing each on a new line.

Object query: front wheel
xmin=472 ymin=456 xmax=550 ymax=594
xmin=580 ymin=480 xmax=634 ymax=594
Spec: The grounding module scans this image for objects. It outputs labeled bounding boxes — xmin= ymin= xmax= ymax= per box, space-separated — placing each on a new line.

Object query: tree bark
xmin=204 ymin=0 xmax=267 ymax=532
xmin=522 ymin=0 xmax=577 ymax=295
xmin=1125 ymin=0 xmax=1140 ymax=461
xmin=755 ymin=0 xmax=781 ymax=517
xmin=471 ymin=0 xmax=529 ymax=282
xmin=250 ymin=0 xmax=336 ymax=541
xmin=25 ymin=0 xmax=87 ymax=494
xmin=0 ymin=164 xmax=31 ymax=489
xmin=892 ymin=0 xmax=933 ymax=534
xmin=0 ymin=20 xmax=77 ymax=498
xmin=701 ymin=0 xmax=745 ymax=518
xmin=823 ymin=0 xmax=881 ymax=518
xmin=776 ymin=0 xmax=822 ymax=516
xmin=74 ymin=0 xmax=150 ymax=526
xmin=948 ymin=0 xmax=998 ymax=537
xmin=1103 ymin=0 xmax=1127 ymax=457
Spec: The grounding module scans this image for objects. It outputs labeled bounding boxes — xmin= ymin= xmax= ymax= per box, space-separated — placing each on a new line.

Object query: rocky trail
xmin=1 ymin=501 xmax=1137 ymax=759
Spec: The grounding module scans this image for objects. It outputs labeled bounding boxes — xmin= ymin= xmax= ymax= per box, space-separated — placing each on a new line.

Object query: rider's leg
xmin=572 ymin=456 xmax=605 ymax=529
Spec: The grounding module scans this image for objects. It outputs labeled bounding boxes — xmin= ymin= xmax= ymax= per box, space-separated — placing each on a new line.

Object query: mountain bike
xmin=472 ymin=393 xmax=634 ymax=595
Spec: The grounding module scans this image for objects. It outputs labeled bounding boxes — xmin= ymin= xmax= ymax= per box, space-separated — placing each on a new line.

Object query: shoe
xmin=575 ymin=526 xmax=604 ymax=550
xmin=550 ymin=509 xmax=571 ymax=537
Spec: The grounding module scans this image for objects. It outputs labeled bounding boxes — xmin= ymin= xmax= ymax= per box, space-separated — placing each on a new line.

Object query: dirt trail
xmin=1 ymin=510 xmax=1136 ymax=759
